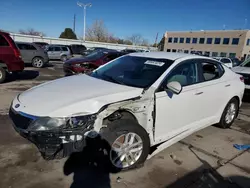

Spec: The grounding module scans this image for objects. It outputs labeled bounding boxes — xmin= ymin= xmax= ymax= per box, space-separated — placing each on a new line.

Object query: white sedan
xmin=9 ymin=52 xmax=245 ymax=170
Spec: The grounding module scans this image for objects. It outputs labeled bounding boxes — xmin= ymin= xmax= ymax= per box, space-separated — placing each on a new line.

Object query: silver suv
xmin=46 ymin=45 xmax=72 ymax=61
xmin=16 ymin=42 xmax=49 ymax=68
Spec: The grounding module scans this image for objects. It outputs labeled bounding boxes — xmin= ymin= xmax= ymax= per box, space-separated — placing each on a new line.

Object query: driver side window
xmin=158 ymin=60 xmax=199 ymax=92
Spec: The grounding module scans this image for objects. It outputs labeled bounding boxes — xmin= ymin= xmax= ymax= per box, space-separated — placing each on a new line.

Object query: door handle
xmin=195 ymin=92 xmax=203 ymax=95
xmin=225 ymin=84 xmax=231 ymax=87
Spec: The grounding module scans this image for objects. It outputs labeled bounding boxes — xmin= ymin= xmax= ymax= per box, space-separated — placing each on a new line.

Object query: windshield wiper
xmin=102 ymin=74 xmax=124 ymax=85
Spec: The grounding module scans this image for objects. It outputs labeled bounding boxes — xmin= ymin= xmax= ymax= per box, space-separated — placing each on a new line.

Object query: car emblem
xmin=15 ymin=104 xmax=20 ymax=108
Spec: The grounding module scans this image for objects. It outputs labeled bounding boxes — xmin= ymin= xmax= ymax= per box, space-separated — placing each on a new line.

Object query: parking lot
xmin=0 ymin=61 xmax=250 ymax=188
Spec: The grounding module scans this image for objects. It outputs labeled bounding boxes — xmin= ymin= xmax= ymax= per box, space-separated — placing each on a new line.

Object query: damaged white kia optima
xmin=10 ymin=52 xmax=245 ymax=170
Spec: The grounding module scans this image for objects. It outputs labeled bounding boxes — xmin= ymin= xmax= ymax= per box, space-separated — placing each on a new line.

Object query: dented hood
xmin=16 ymin=75 xmax=143 ymax=117
xmin=232 ymin=66 xmax=250 ymax=74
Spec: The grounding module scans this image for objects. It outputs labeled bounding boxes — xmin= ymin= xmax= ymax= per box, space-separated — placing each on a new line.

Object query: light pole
xmin=77 ymin=2 xmax=92 ymax=41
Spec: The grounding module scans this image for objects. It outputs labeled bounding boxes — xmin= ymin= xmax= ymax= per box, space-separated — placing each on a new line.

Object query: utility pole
xmin=73 ymin=14 xmax=76 ymax=32
xmin=77 ymin=2 xmax=92 ymax=41
xmin=154 ymin=32 xmax=158 ymax=46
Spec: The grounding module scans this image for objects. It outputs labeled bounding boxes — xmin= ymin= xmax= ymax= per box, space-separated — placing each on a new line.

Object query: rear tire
xmin=32 ymin=57 xmax=44 ymax=68
xmin=218 ymin=98 xmax=239 ymax=129
xmin=100 ymin=119 xmax=150 ymax=171
xmin=0 ymin=67 xmax=6 ymax=83
xmin=61 ymin=55 xmax=67 ymax=62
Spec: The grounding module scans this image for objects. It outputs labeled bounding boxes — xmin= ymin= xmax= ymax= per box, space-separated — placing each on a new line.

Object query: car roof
xmin=128 ymin=52 xmax=200 ymax=60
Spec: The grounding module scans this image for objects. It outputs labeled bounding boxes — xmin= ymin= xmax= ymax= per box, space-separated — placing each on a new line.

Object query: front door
xmin=154 ymin=59 xmax=203 ymax=142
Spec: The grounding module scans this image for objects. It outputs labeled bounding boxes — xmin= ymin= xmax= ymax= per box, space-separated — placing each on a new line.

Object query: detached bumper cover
xmin=9 ymin=108 xmax=92 ymax=160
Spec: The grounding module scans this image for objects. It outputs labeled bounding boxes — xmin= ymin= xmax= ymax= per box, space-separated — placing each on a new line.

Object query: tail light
xmin=240 ymin=76 xmax=244 ymax=83
xmin=13 ymin=48 xmax=21 ymax=59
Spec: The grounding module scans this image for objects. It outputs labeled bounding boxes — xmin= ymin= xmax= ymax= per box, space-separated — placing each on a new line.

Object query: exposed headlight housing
xmin=27 ymin=114 xmax=96 ymax=131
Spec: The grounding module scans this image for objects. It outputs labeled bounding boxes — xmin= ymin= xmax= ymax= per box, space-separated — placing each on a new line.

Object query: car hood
xmin=232 ymin=66 xmax=250 ymax=74
xmin=64 ymin=57 xmax=97 ymax=64
xmin=15 ymin=75 xmax=143 ymax=117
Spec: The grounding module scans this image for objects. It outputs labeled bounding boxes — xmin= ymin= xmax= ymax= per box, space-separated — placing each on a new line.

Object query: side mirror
xmin=166 ymin=81 xmax=182 ymax=94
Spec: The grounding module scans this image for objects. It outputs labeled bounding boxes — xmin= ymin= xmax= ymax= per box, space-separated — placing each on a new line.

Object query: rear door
xmin=195 ymin=59 xmax=229 ymax=120
xmin=54 ymin=46 xmax=62 ymax=59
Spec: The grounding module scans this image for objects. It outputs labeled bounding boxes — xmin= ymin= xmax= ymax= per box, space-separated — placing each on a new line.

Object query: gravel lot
xmin=0 ymin=62 xmax=250 ymax=188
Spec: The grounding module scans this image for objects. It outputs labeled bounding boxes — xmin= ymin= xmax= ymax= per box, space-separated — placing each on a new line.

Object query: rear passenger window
xmin=54 ymin=47 xmax=61 ymax=51
xmin=201 ymin=62 xmax=223 ymax=81
xmin=61 ymin=47 xmax=68 ymax=51
xmin=0 ymin=35 xmax=9 ymax=46
xmin=26 ymin=44 xmax=36 ymax=50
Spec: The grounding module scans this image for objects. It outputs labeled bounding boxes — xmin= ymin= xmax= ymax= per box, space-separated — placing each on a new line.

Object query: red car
xmin=63 ymin=50 xmax=125 ymax=76
xmin=0 ymin=31 xmax=24 ymax=83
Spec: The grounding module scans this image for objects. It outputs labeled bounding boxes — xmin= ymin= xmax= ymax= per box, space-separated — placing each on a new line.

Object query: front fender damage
xmin=16 ymin=89 xmax=155 ymax=160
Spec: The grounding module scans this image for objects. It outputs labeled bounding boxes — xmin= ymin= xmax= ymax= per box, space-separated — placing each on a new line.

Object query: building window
xmin=223 ymin=38 xmax=230 ymax=45
xmin=192 ymin=38 xmax=197 ymax=44
xmin=214 ymin=38 xmax=221 ymax=44
xmin=180 ymin=38 xmax=184 ymax=43
xmin=166 ymin=49 xmax=171 ymax=52
xmin=246 ymin=38 xmax=250 ymax=46
xmin=186 ymin=38 xmax=190 ymax=43
xmin=229 ymin=53 xmax=236 ymax=58
xmin=212 ymin=52 xmax=218 ymax=57
xmin=206 ymin=38 xmax=212 ymax=44
xmin=174 ymin=38 xmax=178 ymax=43
xmin=172 ymin=49 xmax=176 ymax=52
xmin=184 ymin=50 xmax=189 ymax=53
xmin=168 ymin=38 xmax=172 ymax=43
xmin=220 ymin=52 xmax=227 ymax=57
xmin=204 ymin=51 xmax=210 ymax=57
xmin=177 ymin=49 xmax=183 ymax=52
xmin=232 ymin=38 xmax=239 ymax=45
xmin=199 ymin=38 xmax=205 ymax=44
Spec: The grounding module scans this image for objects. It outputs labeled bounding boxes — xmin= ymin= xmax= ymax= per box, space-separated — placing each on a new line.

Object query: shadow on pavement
xmin=5 ymin=70 xmax=39 ymax=83
xmin=63 ymin=135 xmax=121 ymax=188
xmin=166 ymin=146 xmax=249 ymax=188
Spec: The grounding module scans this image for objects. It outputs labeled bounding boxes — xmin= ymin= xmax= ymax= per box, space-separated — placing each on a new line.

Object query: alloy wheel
xmin=225 ymin=103 xmax=236 ymax=124
xmin=33 ymin=58 xmax=43 ymax=68
xmin=110 ymin=132 xmax=143 ymax=169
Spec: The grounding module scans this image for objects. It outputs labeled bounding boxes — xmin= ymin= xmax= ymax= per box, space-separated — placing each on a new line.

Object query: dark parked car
xmin=33 ymin=42 xmax=49 ymax=49
xmin=16 ymin=42 xmax=49 ymax=68
xmin=81 ymin=47 xmax=109 ymax=56
xmin=63 ymin=50 xmax=125 ymax=76
xmin=70 ymin=44 xmax=87 ymax=55
xmin=0 ymin=31 xmax=24 ymax=83
xmin=121 ymin=49 xmax=137 ymax=53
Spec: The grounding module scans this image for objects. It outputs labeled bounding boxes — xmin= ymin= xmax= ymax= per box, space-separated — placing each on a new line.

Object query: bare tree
xmin=127 ymin=34 xmax=149 ymax=46
xmin=19 ymin=28 xmax=46 ymax=36
xmin=128 ymin=34 xmax=143 ymax=45
xmin=86 ymin=20 xmax=109 ymax=42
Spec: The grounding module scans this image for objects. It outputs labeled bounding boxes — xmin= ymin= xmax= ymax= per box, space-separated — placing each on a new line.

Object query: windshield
xmin=90 ymin=55 xmax=173 ymax=88
xmin=241 ymin=59 xmax=250 ymax=67
xmin=85 ymin=51 xmax=105 ymax=60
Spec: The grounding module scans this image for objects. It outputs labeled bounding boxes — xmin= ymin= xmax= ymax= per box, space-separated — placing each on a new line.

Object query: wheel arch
xmin=32 ymin=56 xmax=44 ymax=61
xmin=103 ymin=109 xmax=138 ymax=126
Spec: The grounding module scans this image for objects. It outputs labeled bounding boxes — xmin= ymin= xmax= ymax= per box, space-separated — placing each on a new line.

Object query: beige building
xmin=164 ymin=30 xmax=250 ymax=60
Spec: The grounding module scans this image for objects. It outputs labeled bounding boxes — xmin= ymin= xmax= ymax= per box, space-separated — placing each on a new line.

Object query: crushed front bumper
xmin=9 ymin=108 xmax=90 ymax=160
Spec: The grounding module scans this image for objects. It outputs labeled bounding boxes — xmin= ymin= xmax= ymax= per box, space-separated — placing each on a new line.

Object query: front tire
xmin=32 ymin=57 xmax=44 ymax=68
xmin=100 ymin=119 xmax=150 ymax=171
xmin=0 ymin=67 xmax=6 ymax=83
xmin=218 ymin=98 xmax=239 ymax=129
